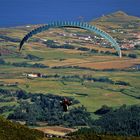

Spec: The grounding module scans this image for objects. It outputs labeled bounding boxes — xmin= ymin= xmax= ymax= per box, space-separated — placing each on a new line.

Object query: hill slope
xmin=94 ymin=11 xmax=140 ymax=22
xmin=91 ymin=11 xmax=140 ymax=29
xmin=0 ymin=116 xmax=44 ymax=140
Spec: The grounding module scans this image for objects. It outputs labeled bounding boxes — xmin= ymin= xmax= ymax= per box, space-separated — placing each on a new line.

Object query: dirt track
xmin=36 ymin=126 xmax=77 ymax=136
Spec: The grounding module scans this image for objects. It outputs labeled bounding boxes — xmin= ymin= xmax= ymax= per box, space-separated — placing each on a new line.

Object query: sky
xmin=0 ymin=0 xmax=140 ymax=27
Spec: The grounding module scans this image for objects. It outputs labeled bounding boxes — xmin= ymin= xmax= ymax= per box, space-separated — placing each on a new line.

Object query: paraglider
xmin=19 ymin=21 xmax=122 ymax=112
xmin=19 ymin=21 xmax=122 ymax=57
xmin=60 ymin=98 xmax=72 ymax=112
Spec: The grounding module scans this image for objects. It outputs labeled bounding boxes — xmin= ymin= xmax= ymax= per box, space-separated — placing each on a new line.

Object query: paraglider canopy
xmin=19 ymin=21 xmax=122 ymax=57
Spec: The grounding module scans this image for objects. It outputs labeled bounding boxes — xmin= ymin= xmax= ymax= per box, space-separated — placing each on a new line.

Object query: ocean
xmin=0 ymin=0 xmax=140 ymax=27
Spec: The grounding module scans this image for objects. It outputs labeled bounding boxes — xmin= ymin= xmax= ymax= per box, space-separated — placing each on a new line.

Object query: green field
xmin=0 ymin=12 xmax=140 ymax=115
xmin=0 ymin=62 xmax=140 ymax=113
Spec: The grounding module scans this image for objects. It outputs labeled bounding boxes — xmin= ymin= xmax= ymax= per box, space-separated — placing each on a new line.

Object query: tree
xmin=134 ymin=44 xmax=140 ymax=50
xmin=94 ymin=105 xmax=140 ymax=136
xmin=128 ymin=53 xmax=137 ymax=58
xmin=45 ymin=40 xmax=55 ymax=47
xmin=0 ymin=58 xmax=5 ymax=64
xmin=94 ymin=105 xmax=112 ymax=115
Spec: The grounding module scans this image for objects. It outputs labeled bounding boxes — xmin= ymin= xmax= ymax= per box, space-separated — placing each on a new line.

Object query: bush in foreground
xmin=0 ymin=116 xmax=44 ymax=140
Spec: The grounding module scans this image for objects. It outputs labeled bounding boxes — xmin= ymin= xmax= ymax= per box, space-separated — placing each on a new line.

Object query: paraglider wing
xmin=19 ymin=21 xmax=121 ymax=57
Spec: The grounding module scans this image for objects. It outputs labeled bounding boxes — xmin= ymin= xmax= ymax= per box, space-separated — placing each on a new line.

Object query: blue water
xmin=0 ymin=0 xmax=140 ymax=27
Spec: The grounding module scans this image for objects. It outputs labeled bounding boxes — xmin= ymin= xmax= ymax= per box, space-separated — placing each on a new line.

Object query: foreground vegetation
xmin=0 ymin=116 xmax=44 ymax=140
xmin=69 ymin=128 xmax=140 ymax=140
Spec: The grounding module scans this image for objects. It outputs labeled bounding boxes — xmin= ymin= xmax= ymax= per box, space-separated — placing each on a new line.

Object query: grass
xmin=0 ymin=102 xmax=17 ymax=107
xmin=1 ymin=64 xmax=140 ymax=113
xmin=15 ymin=76 xmax=140 ymax=112
xmin=0 ymin=22 xmax=140 ymax=115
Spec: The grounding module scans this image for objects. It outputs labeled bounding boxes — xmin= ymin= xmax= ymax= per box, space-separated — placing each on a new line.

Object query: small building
xmin=27 ymin=73 xmax=42 ymax=78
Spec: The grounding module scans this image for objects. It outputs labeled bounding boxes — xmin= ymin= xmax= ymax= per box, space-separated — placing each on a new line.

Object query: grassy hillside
xmin=0 ymin=116 xmax=44 ymax=140
xmin=90 ymin=11 xmax=140 ymax=31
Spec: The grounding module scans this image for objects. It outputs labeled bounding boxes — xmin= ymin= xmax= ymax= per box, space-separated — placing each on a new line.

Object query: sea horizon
xmin=0 ymin=0 xmax=140 ymax=27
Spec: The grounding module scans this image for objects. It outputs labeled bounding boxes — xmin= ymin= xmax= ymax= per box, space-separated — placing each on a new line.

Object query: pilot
xmin=60 ymin=98 xmax=72 ymax=112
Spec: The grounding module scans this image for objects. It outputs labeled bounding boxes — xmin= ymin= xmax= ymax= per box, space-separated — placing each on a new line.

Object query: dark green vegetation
xmin=12 ymin=62 xmax=49 ymax=68
xmin=0 ymin=88 xmax=140 ymax=137
xmin=0 ymin=58 xmax=48 ymax=68
xmin=0 ymin=116 xmax=44 ymax=140
xmin=134 ymin=44 xmax=140 ymax=50
xmin=0 ymin=35 xmax=20 ymax=43
xmin=69 ymin=128 xmax=140 ymax=140
xmin=93 ymin=105 xmax=140 ymax=136
xmin=69 ymin=104 xmax=140 ymax=137
xmin=0 ymin=88 xmax=91 ymax=127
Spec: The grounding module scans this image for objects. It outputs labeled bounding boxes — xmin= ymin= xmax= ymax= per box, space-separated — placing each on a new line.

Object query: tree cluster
xmin=24 ymin=54 xmax=43 ymax=61
xmin=0 ymin=35 xmax=21 ymax=42
xmin=93 ymin=105 xmax=140 ymax=136
xmin=12 ymin=62 xmax=49 ymax=68
xmin=69 ymin=105 xmax=140 ymax=138
xmin=0 ymin=58 xmax=6 ymax=65
xmin=44 ymin=40 xmax=75 ymax=49
xmin=0 ymin=89 xmax=91 ymax=127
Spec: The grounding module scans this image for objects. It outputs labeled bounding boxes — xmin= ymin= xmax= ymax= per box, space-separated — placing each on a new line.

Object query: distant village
xmin=120 ymin=32 xmax=140 ymax=49
xmin=39 ymin=29 xmax=140 ymax=50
